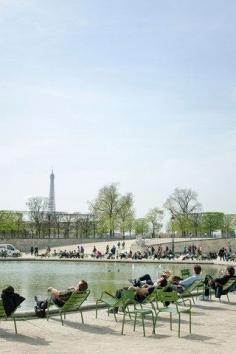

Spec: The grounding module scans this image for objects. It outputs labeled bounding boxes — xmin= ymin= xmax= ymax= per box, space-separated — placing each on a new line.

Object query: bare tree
xmin=26 ymin=197 xmax=48 ymax=237
xmin=164 ymin=188 xmax=201 ymax=236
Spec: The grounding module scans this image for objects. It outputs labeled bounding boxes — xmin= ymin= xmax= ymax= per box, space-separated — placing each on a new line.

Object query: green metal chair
xmin=47 ymin=290 xmax=90 ymax=326
xmin=155 ymin=291 xmax=192 ymax=338
xmin=0 ymin=299 xmax=18 ymax=334
xmin=179 ymin=279 xmax=205 ymax=304
xmin=218 ymin=278 xmax=236 ymax=302
xmin=96 ymin=290 xmax=131 ymax=322
xmin=180 ymin=269 xmax=191 ymax=279
xmin=119 ymin=289 xmax=155 ymax=336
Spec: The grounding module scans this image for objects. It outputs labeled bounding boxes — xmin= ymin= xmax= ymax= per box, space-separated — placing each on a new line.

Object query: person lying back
xmin=35 ymin=280 xmax=88 ymax=309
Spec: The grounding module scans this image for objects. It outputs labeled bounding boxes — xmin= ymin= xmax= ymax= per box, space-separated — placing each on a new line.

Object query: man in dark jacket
xmin=201 ymin=266 xmax=235 ymax=300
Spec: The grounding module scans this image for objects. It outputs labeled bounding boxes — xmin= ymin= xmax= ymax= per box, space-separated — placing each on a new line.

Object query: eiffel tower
xmin=48 ymin=170 xmax=56 ymax=213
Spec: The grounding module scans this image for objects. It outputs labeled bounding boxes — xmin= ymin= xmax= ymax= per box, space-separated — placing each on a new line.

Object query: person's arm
xmin=214 ymin=275 xmax=229 ymax=286
xmin=179 ymin=276 xmax=195 ymax=287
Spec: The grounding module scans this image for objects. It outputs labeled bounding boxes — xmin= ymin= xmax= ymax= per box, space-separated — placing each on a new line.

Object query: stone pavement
xmin=0 ymin=294 xmax=235 ymax=354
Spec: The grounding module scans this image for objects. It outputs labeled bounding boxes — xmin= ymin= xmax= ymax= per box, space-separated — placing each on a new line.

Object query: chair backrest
xmin=140 ymin=288 xmax=159 ymax=304
xmin=0 ymin=300 xmax=6 ymax=318
xmin=156 ymin=291 xmax=179 ymax=303
xmin=120 ymin=288 xmax=136 ymax=303
xmin=62 ymin=290 xmax=90 ymax=311
xmin=180 ymin=269 xmax=191 ymax=279
xmin=222 ymin=278 xmax=236 ymax=292
xmin=100 ymin=291 xmax=118 ymax=304
xmin=184 ymin=279 xmax=204 ymax=292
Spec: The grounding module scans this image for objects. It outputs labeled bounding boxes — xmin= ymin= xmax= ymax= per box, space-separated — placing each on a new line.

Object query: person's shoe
xmin=199 ymin=295 xmax=209 ymax=301
xmin=128 ymin=279 xmax=141 ymax=286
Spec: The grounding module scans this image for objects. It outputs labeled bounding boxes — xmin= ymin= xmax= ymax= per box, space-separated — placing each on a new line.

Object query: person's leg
xmin=138 ymin=274 xmax=154 ymax=285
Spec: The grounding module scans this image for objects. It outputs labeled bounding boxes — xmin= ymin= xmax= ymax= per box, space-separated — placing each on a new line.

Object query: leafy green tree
xmin=117 ymin=193 xmax=135 ymax=238
xmin=189 ymin=213 xmax=203 ymax=237
xmin=134 ymin=218 xmax=149 ymax=236
xmin=0 ymin=211 xmax=24 ymax=236
xmin=145 ymin=207 xmax=164 ymax=237
xmin=126 ymin=214 xmax=135 ymax=237
xmin=221 ymin=214 xmax=236 ymax=237
xmin=201 ymin=212 xmax=224 ymax=236
xmin=90 ymin=183 xmax=120 ymax=237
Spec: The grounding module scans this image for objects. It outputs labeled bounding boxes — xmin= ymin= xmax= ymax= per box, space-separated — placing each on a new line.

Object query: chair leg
xmin=46 ymin=307 xmax=50 ymax=321
xmin=121 ymin=313 xmax=126 ymax=335
xmin=80 ymin=310 xmax=84 ymax=324
xmin=133 ymin=313 xmax=137 ymax=332
xmin=13 ymin=317 xmax=17 ymax=334
xmin=126 ymin=306 xmax=131 ymax=319
xmin=189 ymin=312 xmax=192 ymax=334
xmin=170 ymin=313 xmax=172 ymax=330
xmin=178 ymin=314 xmax=181 ymax=338
xmin=191 ymin=293 xmax=195 ymax=304
xmin=227 ymin=293 xmax=230 ymax=302
xmin=151 ymin=302 xmax=157 ymax=316
xmin=60 ymin=312 xmax=64 ymax=326
xmin=95 ymin=301 xmax=98 ymax=318
xmin=141 ymin=314 xmax=145 ymax=337
xmin=151 ymin=312 xmax=155 ymax=334
xmin=154 ymin=313 xmax=159 ymax=332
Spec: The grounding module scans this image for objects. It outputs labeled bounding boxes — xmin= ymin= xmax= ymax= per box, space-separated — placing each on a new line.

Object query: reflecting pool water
xmin=0 ymin=261 xmax=224 ymax=311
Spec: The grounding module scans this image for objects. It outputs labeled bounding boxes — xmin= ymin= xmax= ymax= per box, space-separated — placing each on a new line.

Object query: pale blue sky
xmin=0 ymin=0 xmax=235 ymax=216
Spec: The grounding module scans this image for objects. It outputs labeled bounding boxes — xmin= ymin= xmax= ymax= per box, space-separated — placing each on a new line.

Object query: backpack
xmin=34 ymin=305 xmax=46 ymax=318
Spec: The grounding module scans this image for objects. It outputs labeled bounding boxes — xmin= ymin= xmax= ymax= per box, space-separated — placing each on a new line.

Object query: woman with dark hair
xmin=200 ymin=266 xmax=236 ymax=300
xmin=1 ymin=286 xmax=25 ymax=316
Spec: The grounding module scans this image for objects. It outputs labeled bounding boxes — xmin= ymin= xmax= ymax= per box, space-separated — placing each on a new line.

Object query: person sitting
xmin=1 ymin=285 xmax=25 ymax=316
xmin=121 ymin=271 xmax=171 ymax=304
xmin=35 ymin=280 xmax=88 ymax=310
xmin=200 ymin=266 xmax=236 ymax=301
xmin=129 ymin=271 xmax=172 ymax=288
xmin=172 ymin=265 xmax=203 ymax=293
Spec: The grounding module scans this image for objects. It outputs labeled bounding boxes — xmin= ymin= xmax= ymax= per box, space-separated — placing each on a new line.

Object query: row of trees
xmin=164 ymin=188 xmax=236 ymax=237
xmin=0 ymin=184 xmax=235 ymax=238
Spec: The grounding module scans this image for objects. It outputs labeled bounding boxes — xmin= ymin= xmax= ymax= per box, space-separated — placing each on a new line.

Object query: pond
xmin=0 ymin=261 xmax=224 ymax=311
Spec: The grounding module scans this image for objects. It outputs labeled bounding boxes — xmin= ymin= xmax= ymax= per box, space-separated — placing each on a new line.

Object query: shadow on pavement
xmin=50 ymin=317 xmax=119 ymax=335
xmin=0 ymin=329 xmax=51 ymax=346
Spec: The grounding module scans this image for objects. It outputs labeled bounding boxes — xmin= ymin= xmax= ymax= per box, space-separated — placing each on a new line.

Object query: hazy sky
xmin=0 ymin=0 xmax=235 ymax=217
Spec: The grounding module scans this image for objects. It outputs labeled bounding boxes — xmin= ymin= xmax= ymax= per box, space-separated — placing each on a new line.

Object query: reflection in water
xmin=0 ymin=261 xmax=222 ymax=311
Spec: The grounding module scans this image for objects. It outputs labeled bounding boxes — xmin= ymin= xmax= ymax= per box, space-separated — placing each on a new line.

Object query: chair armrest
xmin=177 ymin=298 xmax=192 ymax=308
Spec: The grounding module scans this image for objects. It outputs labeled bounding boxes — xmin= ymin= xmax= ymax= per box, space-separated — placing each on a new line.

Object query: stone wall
xmin=0 ymin=238 xmax=97 ymax=252
xmin=132 ymin=237 xmax=236 ymax=254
